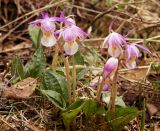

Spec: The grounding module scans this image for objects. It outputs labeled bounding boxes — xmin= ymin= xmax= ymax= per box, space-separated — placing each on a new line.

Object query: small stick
xmin=0 ymin=117 xmax=18 ymax=131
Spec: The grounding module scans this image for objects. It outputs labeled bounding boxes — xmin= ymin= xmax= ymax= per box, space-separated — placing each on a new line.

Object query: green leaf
xmin=41 ymin=90 xmax=66 ymax=110
xmin=28 ymin=25 xmax=42 ymax=49
xmin=83 ymin=99 xmax=98 ymax=118
xmin=102 ymin=93 xmax=126 ymax=107
xmin=74 ymin=52 xmax=84 ymax=65
xmin=66 ymin=99 xmax=85 ymax=111
xmin=40 ymin=70 xmax=68 ymax=100
xmin=24 ymin=47 xmax=46 ymax=78
xmin=83 ymin=99 xmax=105 ymax=118
xmin=62 ymin=101 xmax=85 ymax=130
xmin=77 ymin=68 xmax=90 ymax=81
xmin=109 ymin=107 xmax=140 ymax=131
xmin=11 ymin=55 xmax=25 ymax=80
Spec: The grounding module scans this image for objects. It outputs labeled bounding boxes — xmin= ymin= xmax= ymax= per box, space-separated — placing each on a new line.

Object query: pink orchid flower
xmin=30 ymin=13 xmax=71 ymax=47
xmin=103 ymin=84 xmax=111 ymax=91
xmin=103 ymin=57 xmax=118 ymax=80
xmin=55 ymin=18 xmax=88 ymax=55
xmin=101 ymin=32 xmax=126 ymax=57
xmin=125 ymin=43 xmax=151 ymax=69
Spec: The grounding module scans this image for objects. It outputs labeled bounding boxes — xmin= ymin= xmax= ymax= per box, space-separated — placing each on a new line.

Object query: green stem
xmin=140 ymin=98 xmax=145 ymax=131
xmin=72 ymin=55 xmax=76 ymax=101
xmin=57 ymin=43 xmax=71 ymax=104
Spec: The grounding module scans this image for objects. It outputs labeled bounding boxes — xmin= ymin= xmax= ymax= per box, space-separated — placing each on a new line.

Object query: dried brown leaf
xmin=146 ymin=103 xmax=158 ymax=117
xmin=3 ymin=77 xmax=37 ymax=99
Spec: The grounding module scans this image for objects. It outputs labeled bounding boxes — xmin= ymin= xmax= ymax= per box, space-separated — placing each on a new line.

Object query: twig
xmin=0 ymin=117 xmax=18 ymax=131
xmin=0 ymin=0 xmax=67 ymax=30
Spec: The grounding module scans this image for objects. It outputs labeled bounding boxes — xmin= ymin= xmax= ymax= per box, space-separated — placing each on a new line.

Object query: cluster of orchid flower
xmin=30 ymin=12 xmax=88 ymax=56
xmin=101 ymin=30 xmax=151 ymax=91
xmin=30 ymin=12 xmax=151 ymax=105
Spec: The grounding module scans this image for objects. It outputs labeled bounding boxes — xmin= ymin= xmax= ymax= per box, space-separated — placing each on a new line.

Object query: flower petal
xmin=126 ymin=44 xmax=140 ymax=60
xmin=108 ymin=43 xmax=123 ymax=57
xmin=103 ymin=57 xmax=118 ymax=79
xmin=42 ymin=12 xmax=49 ymax=19
xmin=30 ymin=19 xmax=43 ymax=25
xmin=41 ymin=20 xmax=56 ymax=31
xmin=101 ymin=36 xmax=109 ymax=48
xmin=58 ymin=25 xmax=88 ymax=42
xmin=41 ymin=32 xmax=57 ymax=47
xmin=63 ymin=41 xmax=79 ymax=55
xmin=103 ymin=84 xmax=111 ymax=91
xmin=134 ymin=44 xmax=152 ymax=54
xmin=125 ymin=58 xmax=136 ymax=69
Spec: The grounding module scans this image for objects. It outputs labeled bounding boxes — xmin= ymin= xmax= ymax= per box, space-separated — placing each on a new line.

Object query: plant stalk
xmin=57 ymin=43 xmax=72 ymax=104
xmin=51 ymin=45 xmax=59 ymax=70
xmin=72 ymin=55 xmax=76 ymax=101
xmin=108 ymin=66 xmax=119 ymax=115
xmin=96 ymin=77 xmax=105 ymax=102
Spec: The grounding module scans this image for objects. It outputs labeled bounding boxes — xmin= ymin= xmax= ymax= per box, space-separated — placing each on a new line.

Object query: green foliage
xmin=40 ymin=70 xmax=68 ymax=101
xmin=83 ymin=99 xmax=105 ymax=118
xmin=102 ymin=92 xmax=126 ymax=107
xmin=74 ymin=52 xmax=84 ymax=65
xmin=62 ymin=99 xmax=105 ymax=130
xmin=107 ymin=107 xmax=140 ymax=131
xmin=83 ymin=47 xmax=103 ymax=66
xmin=11 ymin=55 xmax=25 ymax=80
xmin=41 ymin=90 xmax=66 ymax=110
xmin=24 ymin=47 xmax=46 ymax=78
xmin=66 ymin=99 xmax=85 ymax=111
xmin=77 ymin=67 xmax=90 ymax=81
xmin=62 ymin=100 xmax=85 ymax=131
xmin=140 ymin=99 xmax=145 ymax=131
xmin=28 ymin=25 xmax=42 ymax=49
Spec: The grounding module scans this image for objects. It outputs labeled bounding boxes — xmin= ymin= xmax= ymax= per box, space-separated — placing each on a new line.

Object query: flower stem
xmin=57 ymin=43 xmax=71 ymax=104
xmin=108 ymin=65 xmax=119 ymax=115
xmin=51 ymin=45 xmax=59 ymax=70
xmin=72 ymin=55 xmax=76 ymax=101
xmin=64 ymin=57 xmax=72 ymax=104
xmin=96 ymin=77 xmax=105 ymax=102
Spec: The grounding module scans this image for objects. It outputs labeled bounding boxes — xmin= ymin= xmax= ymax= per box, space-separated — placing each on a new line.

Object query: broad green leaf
xmin=11 ymin=56 xmax=25 ymax=80
xmin=83 ymin=99 xmax=98 ymax=118
xmin=24 ymin=47 xmax=46 ymax=78
xmin=74 ymin=52 xmax=84 ymax=65
xmin=83 ymin=99 xmax=105 ymax=118
xmin=66 ymin=99 xmax=85 ymax=111
xmin=77 ymin=68 xmax=90 ymax=81
xmin=40 ymin=70 xmax=68 ymax=100
xmin=62 ymin=101 xmax=85 ymax=130
xmin=41 ymin=90 xmax=66 ymax=110
xmin=28 ymin=25 xmax=42 ymax=49
xmin=102 ymin=93 xmax=126 ymax=107
xmin=109 ymin=107 xmax=140 ymax=131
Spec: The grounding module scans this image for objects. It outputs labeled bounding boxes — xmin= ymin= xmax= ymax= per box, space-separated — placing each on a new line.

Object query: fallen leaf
xmin=146 ymin=103 xmax=158 ymax=117
xmin=2 ymin=77 xmax=37 ymax=99
xmin=120 ymin=68 xmax=148 ymax=81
